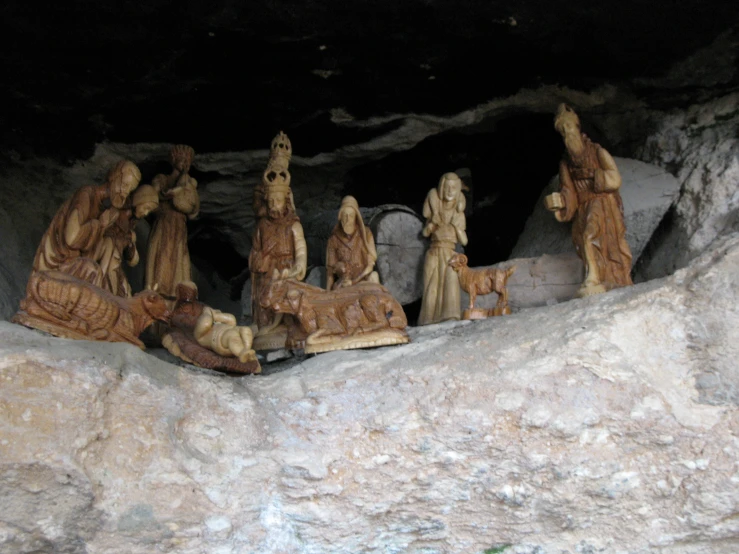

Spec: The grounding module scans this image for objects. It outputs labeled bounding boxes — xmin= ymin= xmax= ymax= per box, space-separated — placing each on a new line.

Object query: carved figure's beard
xmin=564 ymin=132 xmax=584 ymax=158
xmin=269 ymin=205 xmax=289 ymax=219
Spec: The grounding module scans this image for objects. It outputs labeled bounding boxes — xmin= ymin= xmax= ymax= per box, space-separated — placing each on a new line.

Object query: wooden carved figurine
xmin=418 ymin=172 xmax=468 ymax=325
xmin=254 ymin=131 xmax=294 ymax=220
xmin=145 ymin=145 xmax=200 ymax=306
xmin=29 ymin=160 xmax=142 ymax=294
xmin=260 ymin=270 xmax=409 ymax=354
xmin=249 ymin=138 xmax=307 ymax=350
xmin=101 ymin=184 xmax=160 ymax=298
xmin=161 ymin=282 xmax=261 ymax=374
xmin=326 ymin=196 xmax=379 ymax=290
xmin=13 ymin=265 xmax=170 ymax=348
xmin=544 ymin=104 xmax=633 ymax=297
xmin=448 ymin=254 xmax=516 ymax=319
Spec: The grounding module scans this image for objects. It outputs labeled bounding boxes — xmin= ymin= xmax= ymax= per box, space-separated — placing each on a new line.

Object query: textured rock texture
xmin=3 ymin=232 xmax=739 ymax=553
xmin=0 ymin=207 xmax=28 ymax=321
xmin=634 ymin=93 xmax=739 ymax=280
xmin=511 ymin=157 xmax=681 ymax=262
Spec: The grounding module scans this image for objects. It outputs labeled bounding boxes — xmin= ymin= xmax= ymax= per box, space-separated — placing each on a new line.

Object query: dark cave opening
xmin=344 ymin=111 xmax=563 ymax=268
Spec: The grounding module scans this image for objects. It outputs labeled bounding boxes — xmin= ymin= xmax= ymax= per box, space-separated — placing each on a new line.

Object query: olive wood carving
xmin=544 ymin=104 xmax=633 ymax=297
xmin=102 ymin=184 xmax=160 ymax=297
xmin=259 ymin=270 xmax=409 ymax=354
xmin=30 ymin=160 xmax=143 ymax=297
xmin=418 ymin=172 xmax=468 ymax=325
xmin=254 ymin=131 xmax=294 ymax=220
xmin=145 ymin=145 xmax=200 ymax=305
xmin=249 ymin=132 xmax=307 ymax=351
xmin=161 ymin=282 xmax=261 ymax=374
xmin=448 ymin=254 xmax=516 ymax=320
xmin=13 ymin=266 xmax=170 ymax=348
xmin=326 ymin=196 xmax=380 ymax=290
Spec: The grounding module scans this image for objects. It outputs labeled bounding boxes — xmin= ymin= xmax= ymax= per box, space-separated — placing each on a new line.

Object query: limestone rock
xmin=3 ymin=231 xmax=739 ymax=553
xmin=368 ymin=206 xmax=425 ymax=305
xmin=0 ymin=207 xmax=28 ymax=321
xmin=511 ymin=157 xmax=681 ymax=263
xmin=240 ymin=276 xmax=253 ymax=324
xmin=635 ymin=92 xmax=739 ymax=280
xmin=305 ymin=266 xmax=326 ymax=289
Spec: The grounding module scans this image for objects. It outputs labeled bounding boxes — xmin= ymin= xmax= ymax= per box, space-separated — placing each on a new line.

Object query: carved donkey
xmin=15 ymin=268 xmax=170 ymax=348
xmin=260 ymin=272 xmax=407 ymax=348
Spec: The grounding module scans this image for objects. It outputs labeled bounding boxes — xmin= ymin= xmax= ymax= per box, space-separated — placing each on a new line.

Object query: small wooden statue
xmin=259 ymin=270 xmax=409 ymax=354
xmin=161 ymin=282 xmax=261 ymax=374
xmin=145 ymin=145 xmax=200 ymax=306
xmin=249 ymin=135 xmax=307 ymax=351
xmin=101 ymin=184 xmax=160 ymax=298
xmin=326 ymin=196 xmax=380 ymax=290
xmin=544 ymin=104 xmax=633 ymax=297
xmin=448 ymin=254 xmax=516 ymax=319
xmin=13 ymin=265 xmax=170 ymax=348
xmin=30 ymin=160 xmax=142 ymax=294
xmin=418 ymin=172 xmax=468 ymax=325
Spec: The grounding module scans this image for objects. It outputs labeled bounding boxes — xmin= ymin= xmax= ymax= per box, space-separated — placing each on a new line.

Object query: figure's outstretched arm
xmin=594 ymin=148 xmax=622 ymax=192
xmin=212 ymin=310 xmax=237 ymax=325
xmin=65 ymin=202 xmax=116 ymax=252
xmin=290 ymin=222 xmax=308 ymax=280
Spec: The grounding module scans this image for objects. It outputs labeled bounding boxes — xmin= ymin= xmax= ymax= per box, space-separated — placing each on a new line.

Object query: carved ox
xmin=14 ymin=269 xmax=171 ymax=348
xmin=259 ymin=274 xmax=407 ymax=349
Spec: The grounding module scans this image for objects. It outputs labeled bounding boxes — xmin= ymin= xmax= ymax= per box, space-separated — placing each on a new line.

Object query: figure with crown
xmin=544 ymin=104 xmax=632 ymax=297
xmin=249 ymin=132 xmax=307 ymax=350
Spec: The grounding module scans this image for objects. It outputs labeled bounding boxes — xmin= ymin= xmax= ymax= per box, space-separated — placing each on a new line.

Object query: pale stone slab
xmin=512 ymin=157 xmax=681 ymax=263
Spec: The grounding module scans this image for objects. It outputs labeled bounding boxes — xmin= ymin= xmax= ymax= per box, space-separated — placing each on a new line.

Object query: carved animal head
xmin=448 ymin=253 xmax=468 ymax=270
xmin=135 ymin=290 xmax=171 ymax=323
xmin=283 ymin=289 xmax=303 ymax=314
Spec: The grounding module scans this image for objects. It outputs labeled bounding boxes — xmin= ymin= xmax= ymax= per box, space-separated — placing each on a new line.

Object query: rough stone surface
xmin=511 ymin=157 xmax=681 ymax=262
xmin=370 ymin=208 xmax=426 ymax=305
xmin=3 ymin=232 xmax=739 ymax=553
xmin=0 ymin=207 xmax=29 ymax=321
xmin=460 ymin=253 xmax=583 ymax=311
xmin=634 ymin=92 xmax=739 ymax=280
xmin=305 ymin=266 xmax=327 ymax=289
xmin=240 ymin=276 xmax=253 ymax=324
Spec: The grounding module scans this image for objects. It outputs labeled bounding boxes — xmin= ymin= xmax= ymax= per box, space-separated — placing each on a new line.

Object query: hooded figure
xmin=418 ymin=172 xmax=468 ymax=325
xmin=326 ymin=196 xmax=379 ymax=290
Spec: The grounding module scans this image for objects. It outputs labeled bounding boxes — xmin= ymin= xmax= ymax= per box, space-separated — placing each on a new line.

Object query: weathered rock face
xmin=634 ymin=92 xmax=739 ymax=280
xmin=511 ymin=157 xmax=681 ymax=262
xmin=3 ymin=231 xmax=739 ymax=553
xmin=0 ymin=207 xmax=29 ymax=321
